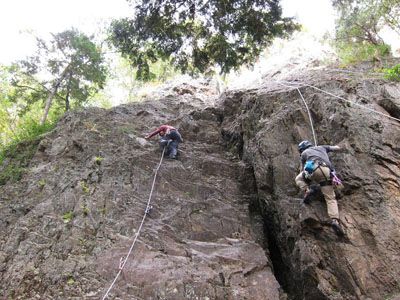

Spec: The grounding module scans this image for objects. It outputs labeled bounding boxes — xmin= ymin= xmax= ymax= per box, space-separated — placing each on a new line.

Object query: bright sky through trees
xmin=0 ymin=0 xmax=131 ymax=64
xmin=282 ymin=0 xmax=335 ymax=35
xmin=0 ymin=0 xmax=336 ymax=65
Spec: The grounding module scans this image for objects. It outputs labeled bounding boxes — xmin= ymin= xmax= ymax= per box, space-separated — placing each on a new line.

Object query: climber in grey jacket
xmin=295 ymin=140 xmax=345 ymax=236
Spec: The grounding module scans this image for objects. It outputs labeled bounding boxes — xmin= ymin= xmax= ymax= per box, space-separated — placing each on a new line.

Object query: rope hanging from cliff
xmin=279 ymin=80 xmax=400 ymax=125
xmin=277 ymin=82 xmax=318 ymax=145
xmin=101 ymin=146 xmax=166 ymax=300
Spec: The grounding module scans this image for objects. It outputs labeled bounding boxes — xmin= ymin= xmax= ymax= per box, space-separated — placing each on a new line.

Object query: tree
xmin=378 ymin=0 xmax=400 ymax=35
xmin=333 ymin=0 xmax=381 ymax=45
xmin=332 ymin=0 xmax=400 ymax=62
xmin=0 ymin=66 xmax=53 ymax=148
xmin=333 ymin=0 xmax=400 ymax=45
xmin=0 ymin=67 xmax=15 ymax=143
xmin=13 ymin=29 xmax=107 ymax=124
xmin=109 ymin=0 xmax=299 ymax=80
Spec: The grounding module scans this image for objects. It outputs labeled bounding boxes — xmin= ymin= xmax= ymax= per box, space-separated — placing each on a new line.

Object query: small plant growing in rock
xmin=67 ymin=276 xmax=75 ymax=285
xmin=62 ymin=211 xmax=74 ymax=223
xmin=80 ymin=181 xmax=90 ymax=194
xmin=120 ymin=125 xmax=136 ymax=134
xmin=38 ymin=179 xmax=46 ymax=188
xmin=81 ymin=204 xmax=89 ymax=216
xmin=79 ymin=237 xmax=87 ymax=246
xmin=94 ymin=156 xmax=104 ymax=165
xmin=383 ymin=64 xmax=400 ymax=81
xmin=0 ymin=166 xmax=25 ymax=185
xmin=83 ymin=121 xmax=99 ymax=132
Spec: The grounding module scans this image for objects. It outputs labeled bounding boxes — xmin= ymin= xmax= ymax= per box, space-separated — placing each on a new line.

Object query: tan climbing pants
xmin=295 ymin=165 xmax=340 ymax=220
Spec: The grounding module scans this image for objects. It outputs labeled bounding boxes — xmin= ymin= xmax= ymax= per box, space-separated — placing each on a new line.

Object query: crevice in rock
xmin=249 ymin=198 xmax=289 ymax=289
xmin=245 ymin=165 xmax=298 ymax=300
xmin=221 ymin=122 xmax=297 ymax=297
xmin=378 ymin=98 xmax=400 ymax=119
xmin=262 ymin=216 xmax=298 ymax=299
xmin=261 ymin=204 xmax=301 ymax=298
xmin=221 ymin=129 xmax=244 ymax=159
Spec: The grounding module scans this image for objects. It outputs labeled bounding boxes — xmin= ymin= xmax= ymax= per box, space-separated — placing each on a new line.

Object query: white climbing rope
xmin=279 ymin=80 xmax=400 ymax=125
xmin=277 ymin=82 xmax=318 ymax=146
xmin=101 ymin=146 xmax=166 ymax=300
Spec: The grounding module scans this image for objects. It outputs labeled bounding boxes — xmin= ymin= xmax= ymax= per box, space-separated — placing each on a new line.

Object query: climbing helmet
xmin=298 ymin=140 xmax=313 ymax=153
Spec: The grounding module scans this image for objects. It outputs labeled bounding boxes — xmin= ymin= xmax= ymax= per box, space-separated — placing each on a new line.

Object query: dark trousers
xmin=159 ymin=129 xmax=182 ymax=158
xmin=159 ymin=138 xmax=179 ymax=158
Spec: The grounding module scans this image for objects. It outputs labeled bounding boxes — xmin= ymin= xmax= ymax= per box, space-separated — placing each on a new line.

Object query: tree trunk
xmin=65 ymin=75 xmax=71 ymax=111
xmin=40 ymin=66 xmax=70 ymax=125
xmin=65 ymin=92 xmax=70 ymax=111
xmin=40 ymin=85 xmax=59 ymax=125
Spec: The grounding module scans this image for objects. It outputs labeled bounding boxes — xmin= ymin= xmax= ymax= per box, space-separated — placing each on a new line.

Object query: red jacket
xmin=146 ymin=125 xmax=176 ymax=139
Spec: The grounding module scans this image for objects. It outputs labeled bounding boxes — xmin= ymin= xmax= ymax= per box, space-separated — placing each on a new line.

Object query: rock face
xmin=0 ymin=69 xmax=400 ymax=300
xmin=0 ymin=83 xmax=281 ymax=299
xmin=220 ymin=70 xmax=400 ymax=299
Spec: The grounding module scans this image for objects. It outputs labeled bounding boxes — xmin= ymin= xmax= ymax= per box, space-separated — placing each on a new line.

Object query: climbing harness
xmin=279 ymin=80 xmax=349 ymax=187
xmin=101 ymin=146 xmax=166 ymax=300
xmin=278 ymin=78 xmax=400 ymax=190
xmin=330 ymin=170 xmax=342 ymax=186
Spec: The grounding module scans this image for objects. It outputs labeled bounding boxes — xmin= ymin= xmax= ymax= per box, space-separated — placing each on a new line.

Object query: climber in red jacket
xmin=145 ymin=125 xmax=183 ymax=159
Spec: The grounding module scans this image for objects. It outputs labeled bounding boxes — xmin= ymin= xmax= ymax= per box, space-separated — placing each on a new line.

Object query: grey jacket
xmin=300 ymin=145 xmax=336 ymax=169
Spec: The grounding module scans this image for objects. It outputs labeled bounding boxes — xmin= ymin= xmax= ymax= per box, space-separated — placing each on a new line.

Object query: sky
xmin=282 ymin=0 xmax=336 ymax=35
xmin=0 ymin=0 xmax=132 ymax=64
xmin=0 ymin=0 xmax=336 ymax=65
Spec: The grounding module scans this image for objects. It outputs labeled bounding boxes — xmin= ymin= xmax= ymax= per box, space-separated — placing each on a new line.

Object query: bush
xmin=383 ymin=64 xmax=400 ymax=81
xmin=336 ymin=42 xmax=391 ymax=65
xmin=0 ymin=140 xmax=39 ymax=185
xmin=0 ymin=119 xmax=56 ymax=185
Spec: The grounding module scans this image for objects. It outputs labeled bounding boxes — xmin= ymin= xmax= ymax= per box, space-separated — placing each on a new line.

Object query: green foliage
xmin=333 ymin=0 xmax=400 ymax=36
xmin=150 ymin=59 xmax=180 ymax=82
xmin=94 ymin=156 xmax=104 ymax=164
xmin=333 ymin=0 xmax=400 ymax=63
xmin=53 ymin=30 xmax=108 ymax=108
xmin=38 ymin=179 xmax=46 ymax=188
xmin=383 ymin=64 xmax=400 ymax=81
xmin=62 ymin=211 xmax=74 ymax=223
xmin=381 ymin=0 xmax=400 ymax=35
xmin=0 ymin=101 xmax=58 ymax=186
xmin=336 ymin=43 xmax=391 ymax=64
xmin=13 ymin=29 xmax=108 ymax=123
xmin=0 ymin=165 xmax=25 ymax=186
xmin=80 ymin=181 xmax=90 ymax=194
xmin=0 ymin=119 xmax=55 ymax=185
xmin=334 ymin=0 xmax=383 ymax=45
xmin=109 ymin=0 xmax=299 ymax=80
xmin=81 ymin=203 xmax=90 ymax=216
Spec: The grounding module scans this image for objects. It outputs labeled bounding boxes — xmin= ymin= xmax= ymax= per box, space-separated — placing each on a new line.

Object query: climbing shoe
xmin=303 ymin=187 xmax=315 ymax=204
xmin=331 ymin=218 xmax=345 ymax=236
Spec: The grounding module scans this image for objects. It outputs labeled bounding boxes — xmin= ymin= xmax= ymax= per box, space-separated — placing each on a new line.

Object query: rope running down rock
xmin=277 ymin=82 xmax=318 ymax=145
xmin=101 ymin=146 xmax=166 ymax=300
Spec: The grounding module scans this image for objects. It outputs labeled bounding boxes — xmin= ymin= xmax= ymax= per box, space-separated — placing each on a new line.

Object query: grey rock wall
xmin=219 ymin=71 xmax=400 ymax=300
xmin=1 ymin=69 xmax=400 ymax=300
xmin=0 ymin=84 xmax=282 ymax=299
